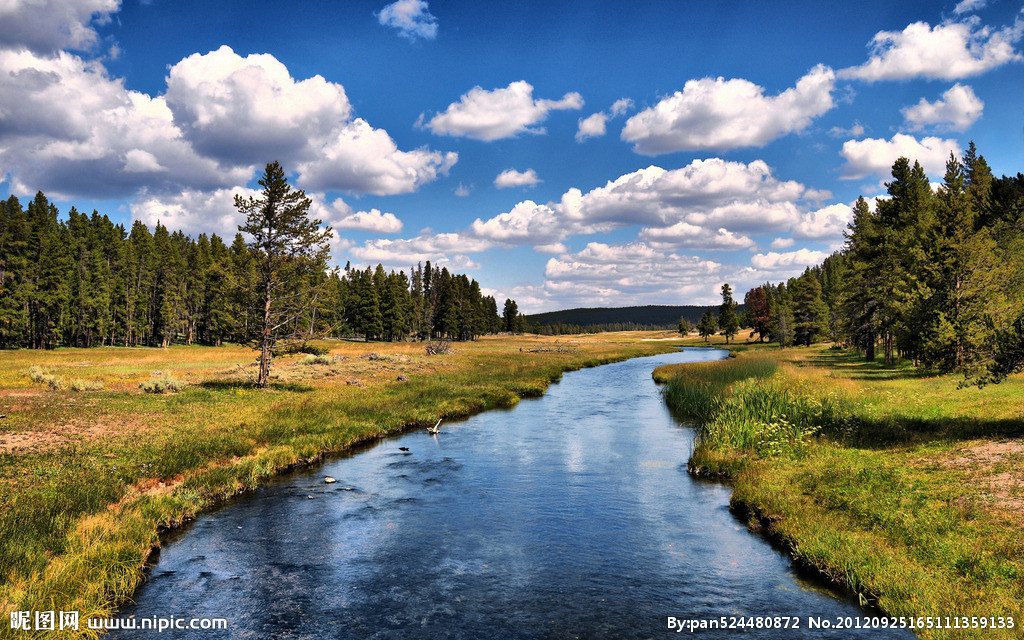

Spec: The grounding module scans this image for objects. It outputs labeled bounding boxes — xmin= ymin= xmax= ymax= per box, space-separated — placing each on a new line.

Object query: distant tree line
xmin=735 ymin=142 xmax=1024 ymax=380
xmin=528 ymin=320 xmax=675 ymax=335
xmin=0 ymin=191 xmax=517 ymax=349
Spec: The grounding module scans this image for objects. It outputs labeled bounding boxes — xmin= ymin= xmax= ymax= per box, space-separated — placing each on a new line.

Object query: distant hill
xmin=525 ymin=305 xmax=722 ymax=330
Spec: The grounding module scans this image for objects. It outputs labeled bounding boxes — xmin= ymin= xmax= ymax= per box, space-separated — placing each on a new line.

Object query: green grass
xmin=656 ymin=340 xmax=1024 ymax=639
xmin=0 ymin=332 xmax=684 ymax=639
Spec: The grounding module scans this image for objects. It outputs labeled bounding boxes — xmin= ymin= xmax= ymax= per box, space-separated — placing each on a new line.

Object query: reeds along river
xmin=117 ymin=348 xmax=914 ymax=639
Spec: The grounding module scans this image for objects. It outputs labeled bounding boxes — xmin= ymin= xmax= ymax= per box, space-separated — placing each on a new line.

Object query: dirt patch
xmin=0 ymin=420 xmax=134 ymax=454
xmin=0 ymin=389 xmax=43 ymax=398
xmin=946 ymin=438 xmax=1024 ymax=468
xmin=939 ymin=438 xmax=1024 ymax=522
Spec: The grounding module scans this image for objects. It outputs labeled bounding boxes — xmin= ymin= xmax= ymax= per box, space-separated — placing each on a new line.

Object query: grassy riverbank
xmin=0 ymin=332 xmax=681 ymax=639
xmin=655 ymin=338 xmax=1024 ymax=639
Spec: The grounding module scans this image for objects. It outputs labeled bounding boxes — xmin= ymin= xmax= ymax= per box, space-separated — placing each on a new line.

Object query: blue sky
xmin=1 ymin=0 xmax=1022 ymax=311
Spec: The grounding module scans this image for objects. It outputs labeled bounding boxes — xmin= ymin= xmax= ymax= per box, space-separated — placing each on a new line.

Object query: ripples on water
xmin=118 ymin=348 xmax=914 ymax=639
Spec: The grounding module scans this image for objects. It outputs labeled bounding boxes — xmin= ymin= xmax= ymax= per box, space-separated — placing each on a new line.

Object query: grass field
xmin=0 ymin=332 xmax=683 ymax=639
xmin=655 ymin=335 xmax=1024 ymax=640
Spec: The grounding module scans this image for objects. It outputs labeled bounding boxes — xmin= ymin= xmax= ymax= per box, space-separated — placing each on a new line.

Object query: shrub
xmin=139 ymin=376 xmax=185 ymax=394
xmin=299 ymin=354 xmax=331 ymax=366
xmin=27 ymin=366 xmax=69 ymax=390
xmin=69 ymin=378 xmax=104 ymax=392
xmin=425 ymin=339 xmax=453 ymax=356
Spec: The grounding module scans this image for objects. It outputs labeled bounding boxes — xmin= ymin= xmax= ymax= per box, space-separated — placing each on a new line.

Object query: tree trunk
xmin=257 ymin=280 xmax=272 ymax=388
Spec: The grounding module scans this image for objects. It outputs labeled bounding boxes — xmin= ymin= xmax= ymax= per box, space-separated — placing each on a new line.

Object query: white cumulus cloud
xmin=328 ymin=203 xmax=403 ymax=234
xmin=840 ymin=17 xmax=1023 ymax=81
xmin=131 ymin=187 xmax=259 ymax=239
xmin=542 ymin=242 xmax=724 ymax=307
xmin=494 ymin=168 xmax=541 ymax=189
xmin=164 ymin=46 xmax=457 ymax=195
xmin=297 ymin=118 xmax=457 ymax=195
xmin=902 ymin=83 xmax=984 ymax=131
xmin=419 ymin=81 xmax=583 ymax=141
xmin=164 ymin=45 xmax=353 ymax=167
xmin=840 ymin=134 xmax=961 ymax=180
xmin=610 ymin=98 xmax=634 ymax=117
xmin=469 ymin=158 xmax=814 ymax=251
xmin=0 ymin=0 xmax=119 ymax=53
xmin=750 ymin=249 xmax=828 ymax=271
xmin=575 ymin=112 xmax=608 ymax=142
xmin=638 ymin=224 xmax=755 ymax=250
xmin=351 ymin=232 xmax=492 ymax=271
xmin=376 ymin=0 xmax=438 ymax=40
xmin=621 ymin=65 xmax=835 ymax=154
xmin=0 ymin=48 xmax=248 ymax=199
xmin=792 ymin=203 xmax=853 ymax=239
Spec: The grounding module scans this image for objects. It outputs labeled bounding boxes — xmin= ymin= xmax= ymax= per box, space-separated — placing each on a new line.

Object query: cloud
xmin=469 ymin=199 xmax=566 ymax=247
xmin=828 ymin=122 xmax=865 ymax=138
xmin=902 ymin=83 xmax=984 ymax=131
xmin=750 ymin=248 xmax=828 ymax=271
xmin=0 ymin=0 xmax=119 ymax=53
xmin=0 ymin=45 xmax=456 ymax=201
xmin=840 ymin=17 xmax=1023 ymax=81
xmin=494 ymin=168 xmax=541 ymax=189
xmin=840 ymin=133 xmax=961 ymax=179
xmin=620 ymin=65 xmax=835 ymax=154
xmin=350 ymin=232 xmax=492 ymax=271
xmin=541 ymin=241 xmax=724 ymax=307
xmin=610 ymin=98 xmax=634 ymax=117
xmin=566 ymin=159 xmax=806 ymax=231
xmin=131 ymin=187 xmax=259 ymax=239
xmin=297 ymin=118 xmax=457 ymax=195
xmin=953 ymin=0 xmax=987 ymax=15
xmin=164 ymin=45 xmax=352 ymax=167
xmin=638 ymin=224 xmax=756 ymax=250
xmin=792 ymin=202 xmax=853 ymax=239
xmin=576 ymin=99 xmax=634 ymax=142
xmin=575 ymin=112 xmax=608 ymax=141
xmin=0 ymin=49 xmax=248 ymax=199
xmin=328 ymin=203 xmax=403 ymax=234
xmin=376 ymin=0 xmax=438 ymax=40
xmin=770 ymin=237 xmax=796 ymax=249
xmin=469 ymin=158 xmax=812 ymax=251
xmin=454 ymin=183 xmax=472 ymax=197
xmin=419 ymin=81 xmax=583 ymax=141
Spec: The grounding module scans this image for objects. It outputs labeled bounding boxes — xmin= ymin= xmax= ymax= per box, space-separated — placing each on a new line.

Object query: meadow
xmin=0 ymin=333 xmax=681 ymax=639
xmin=656 ymin=336 xmax=1024 ymax=640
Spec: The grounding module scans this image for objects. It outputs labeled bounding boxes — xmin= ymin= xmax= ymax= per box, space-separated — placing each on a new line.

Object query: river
xmin=116 ymin=348 xmax=913 ymax=639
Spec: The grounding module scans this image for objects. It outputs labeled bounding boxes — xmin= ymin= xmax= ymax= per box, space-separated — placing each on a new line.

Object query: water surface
xmin=119 ymin=348 xmax=912 ymax=639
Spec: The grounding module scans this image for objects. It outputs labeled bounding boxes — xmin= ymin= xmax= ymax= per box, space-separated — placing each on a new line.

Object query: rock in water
xmin=324 ymin=476 xmax=337 ymax=484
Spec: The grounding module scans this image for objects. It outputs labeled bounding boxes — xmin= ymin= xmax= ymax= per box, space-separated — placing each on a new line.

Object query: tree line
xmin=728 ymin=142 xmax=1024 ymax=381
xmin=0 ymin=191 xmax=518 ymax=349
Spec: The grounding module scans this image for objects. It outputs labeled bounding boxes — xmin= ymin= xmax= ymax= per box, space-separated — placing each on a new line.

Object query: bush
xmin=299 ymin=354 xmax=332 ymax=366
xmin=27 ymin=366 xmax=68 ymax=390
xmin=284 ymin=342 xmax=330 ymax=356
xmin=69 ymin=378 xmax=104 ymax=392
xmin=425 ymin=339 xmax=453 ymax=356
xmin=139 ymin=376 xmax=185 ymax=394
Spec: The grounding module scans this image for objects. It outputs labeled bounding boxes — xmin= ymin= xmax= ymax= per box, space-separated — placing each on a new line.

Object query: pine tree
xmin=697 ymin=308 xmax=716 ymax=342
xmin=791 ymin=269 xmax=829 ymax=346
xmin=717 ymin=283 xmax=739 ymax=344
xmin=235 ymin=161 xmax=332 ymax=387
